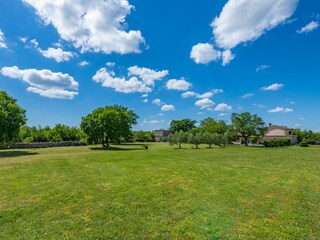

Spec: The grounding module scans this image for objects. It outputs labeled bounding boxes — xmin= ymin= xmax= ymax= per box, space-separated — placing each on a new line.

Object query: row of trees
xmin=19 ymin=124 xmax=81 ymax=143
xmin=169 ymin=112 xmax=266 ymax=146
xmin=169 ymin=130 xmax=232 ymax=149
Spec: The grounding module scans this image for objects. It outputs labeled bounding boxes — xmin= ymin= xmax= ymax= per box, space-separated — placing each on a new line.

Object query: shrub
xmin=300 ymin=139 xmax=309 ymax=147
xmin=263 ymin=138 xmax=292 ymax=147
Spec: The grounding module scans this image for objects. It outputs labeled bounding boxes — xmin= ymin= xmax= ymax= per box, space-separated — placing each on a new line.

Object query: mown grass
xmin=0 ymin=143 xmax=319 ymax=239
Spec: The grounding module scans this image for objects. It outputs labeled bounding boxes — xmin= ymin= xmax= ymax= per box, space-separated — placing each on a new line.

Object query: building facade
xmin=264 ymin=125 xmax=297 ymax=144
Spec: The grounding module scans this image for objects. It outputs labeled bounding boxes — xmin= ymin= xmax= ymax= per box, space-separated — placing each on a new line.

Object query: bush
xmin=263 ymin=137 xmax=291 ymax=147
xmin=300 ymin=139 xmax=309 ymax=147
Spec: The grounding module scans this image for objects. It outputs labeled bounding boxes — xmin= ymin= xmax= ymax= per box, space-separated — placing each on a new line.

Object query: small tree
xmin=168 ymin=130 xmax=188 ymax=148
xmin=188 ymin=132 xmax=203 ymax=149
xmin=203 ymin=132 xmax=215 ymax=148
xmin=0 ymin=91 xmax=27 ymax=147
xmin=169 ymin=119 xmax=197 ymax=133
xmin=231 ymin=112 xmax=266 ymax=146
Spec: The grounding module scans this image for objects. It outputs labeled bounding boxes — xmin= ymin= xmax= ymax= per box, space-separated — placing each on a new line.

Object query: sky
xmin=0 ymin=0 xmax=319 ymax=131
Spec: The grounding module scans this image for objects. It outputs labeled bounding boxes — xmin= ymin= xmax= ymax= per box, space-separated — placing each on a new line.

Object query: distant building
xmin=264 ymin=124 xmax=297 ymax=144
xmin=154 ymin=130 xmax=171 ymax=142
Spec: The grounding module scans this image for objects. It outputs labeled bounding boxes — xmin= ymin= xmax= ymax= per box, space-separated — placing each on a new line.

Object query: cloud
xmin=29 ymin=39 xmax=39 ymax=48
xmin=241 ymin=93 xmax=254 ymax=99
xmin=268 ymin=107 xmax=293 ymax=113
xmin=195 ymin=98 xmax=215 ymax=109
xmin=222 ymin=49 xmax=235 ymax=65
xmin=78 ymin=61 xmax=89 ymax=66
xmin=128 ymin=66 xmax=169 ymax=86
xmin=38 ymin=47 xmax=76 ymax=62
xmin=144 ymin=119 xmax=165 ymax=124
xmin=161 ymin=104 xmax=175 ymax=111
xmin=19 ymin=36 xmax=28 ymax=43
xmin=211 ymin=0 xmax=298 ymax=49
xmin=182 ymin=89 xmax=223 ymax=99
xmin=190 ymin=43 xmax=221 ymax=64
xmin=253 ymin=103 xmax=266 ymax=108
xmin=182 ymin=91 xmax=198 ymax=98
xmin=1 ymin=66 xmax=78 ymax=99
xmin=106 ymin=62 xmax=115 ymax=67
xmin=22 ymin=0 xmax=145 ymax=54
xmin=297 ymin=21 xmax=319 ymax=34
xmin=261 ymin=83 xmax=284 ymax=91
xmin=256 ymin=65 xmax=270 ymax=72
xmin=141 ymin=94 xmax=148 ymax=98
xmin=27 ymin=87 xmax=78 ymax=99
xmin=152 ymin=99 xmax=162 ymax=105
xmin=142 ymin=99 xmax=148 ymax=103
xmin=166 ymin=79 xmax=192 ymax=91
xmin=214 ymin=103 xmax=232 ymax=112
xmin=0 ymin=30 xmax=8 ymax=48
xmin=92 ymin=68 xmax=151 ymax=93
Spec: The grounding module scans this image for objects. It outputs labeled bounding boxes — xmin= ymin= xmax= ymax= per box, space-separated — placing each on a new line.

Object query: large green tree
xmin=169 ymin=119 xmax=196 ymax=133
xmin=199 ymin=117 xmax=227 ymax=134
xmin=231 ymin=112 xmax=266 ymax=146
xmin=80 ymin=105 xmax=138 ymax=147
xmin=0 ymin=91 xmax=27 ymax=147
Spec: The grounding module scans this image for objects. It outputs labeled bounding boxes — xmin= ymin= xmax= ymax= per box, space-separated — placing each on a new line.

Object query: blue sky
xmin=0 ymin=0 xmax=319 ymax=131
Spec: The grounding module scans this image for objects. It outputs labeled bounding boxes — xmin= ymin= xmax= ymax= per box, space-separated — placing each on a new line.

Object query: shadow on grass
xmin=0 ymin=151 xmax=38 ymax=158
xmin=90 ymin=145 xmax=146 ymax=151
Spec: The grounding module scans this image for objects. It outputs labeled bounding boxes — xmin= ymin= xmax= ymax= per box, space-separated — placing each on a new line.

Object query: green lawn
xmin=1 ymin=143 xmax=319 ymax=239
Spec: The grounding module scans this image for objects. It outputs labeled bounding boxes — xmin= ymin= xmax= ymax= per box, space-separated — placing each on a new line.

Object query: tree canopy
xmin=169 ymin=119 xmax=196 ymax=133
xmin=0 ymin=91 xmax=27 ymax=147
xmin=231 ymin=112 xmax=266 ymax=146
xmin=199 ymin=117 xmax=227 ymax=134
xmin=80 ymin=105 xmax=138 ymax=147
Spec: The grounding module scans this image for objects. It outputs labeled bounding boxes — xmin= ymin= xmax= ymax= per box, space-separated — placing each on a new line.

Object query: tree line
xmin=1 ymin=91 xmax=320 ymax=148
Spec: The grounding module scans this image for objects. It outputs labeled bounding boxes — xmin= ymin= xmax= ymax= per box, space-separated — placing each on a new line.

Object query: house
xmin=264 ymin=124 xmax=297 ymax=144
xmin=154 ymin=130 xmax=171 ymax=142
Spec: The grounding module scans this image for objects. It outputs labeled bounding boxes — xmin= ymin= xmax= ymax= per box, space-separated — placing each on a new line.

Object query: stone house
xmin=264 ymin=124 xmax=297 ymax=144
xmin=154 ymin=130 xmax=171 ymax=142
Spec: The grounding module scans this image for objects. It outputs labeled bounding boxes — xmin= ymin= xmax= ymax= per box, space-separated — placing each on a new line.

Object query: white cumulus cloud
xmin=128 ymin=66 xmax=169 ymax=86
xmin=190 ymin=43 xmax=221 ymax=64
xmin=1 ymin=66 xmax=78 ymax=99
xmin=268 ymin=107 xmax=293 ymax=113
xmin=195 ymin=98 xmax=215 ymax=109
xmin=166 ymin=79 xmax=192 ymax=91
xmin=92 ymin=68 xmax=152 ymax=93
xmin=211 ymin=0 xmax=298 ymax=49
xmin=152 ymin=99 xmax=162 ymax=105
xmin=297 ymin=21 xmax=319 ymax=34
xmin=261 ymin=83 xmax=284 ymax=91
xmin=241 ymin=93 xmax=254 ymax=99
xmin=182 ymin=89 xmax=223 ymax=99
xmin=0 ymin=30 xmax=8 ymax=49
xmin=38 ymin=47 xmax=76 ymax=62
xmin=214 ymin=103 xmax=232 ymax=112
xmin=78 ymin=61 xmax=89 ymax=66
xmin=22 ymin=0 xmax=145 ymax=54
xmin=161 ymin=104 xmax=175 ymax=111
xmin=222 ymin=49 xmax=235 ymax=66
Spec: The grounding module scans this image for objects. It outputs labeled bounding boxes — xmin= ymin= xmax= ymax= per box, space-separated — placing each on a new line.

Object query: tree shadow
xmin=90 ymin=145 xmax=146 ymax=151
xmin=0 ymin=151 xmax=38 ymax=158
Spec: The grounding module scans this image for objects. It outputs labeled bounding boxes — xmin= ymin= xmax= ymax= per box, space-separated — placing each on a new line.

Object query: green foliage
xmin=294 ymin=129 xmax=320 ymax=144
xmin=19 ymin=125 xmax=81 ymax=143
xmin=0 ymin=91 xmax=27 ymax=147
xmin=133 ymin=131 xmax=155 ymax=142
xmin=80 ymin=105 xmax=139 ymax=147
xmin=169 ymin=119 xmax=196 ymax=133
xmin=263 ymin=137 xmax=291 ymax=147
xmin=231 ymin=112 xmax=266 ymax=146
xmin=199 ymin=117 xmax=227 ymax=134
xmin=187 ymin=132 xmax=203 ymax=149
xmin=300 ymin=138 xmax=309 ymax=147
xmin=168 ymin=130 xmax=188 ymax=148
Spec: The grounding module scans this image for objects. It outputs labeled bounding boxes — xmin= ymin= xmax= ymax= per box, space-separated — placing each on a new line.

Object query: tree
xmin=80 ymin=105 xmax=138 ymax=147
xmin=169 ymin=119 xmax=197 ymax=133
xmin=168 ymin=130 xmax=188 ymax=148
xmin=231 ymin=112 xmax=266 ymax=146
xmin=0 ymin=91 xmax=27 ymax=147
xmin=187 ymin=132 xmax=203 ymax=149
xmin=199 ymin=117 xmax=227 ymax=134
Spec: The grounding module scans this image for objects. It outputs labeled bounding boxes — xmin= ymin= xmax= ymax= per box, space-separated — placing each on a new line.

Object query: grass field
xmin=0 ymin=143 xmax=320 ymax=239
